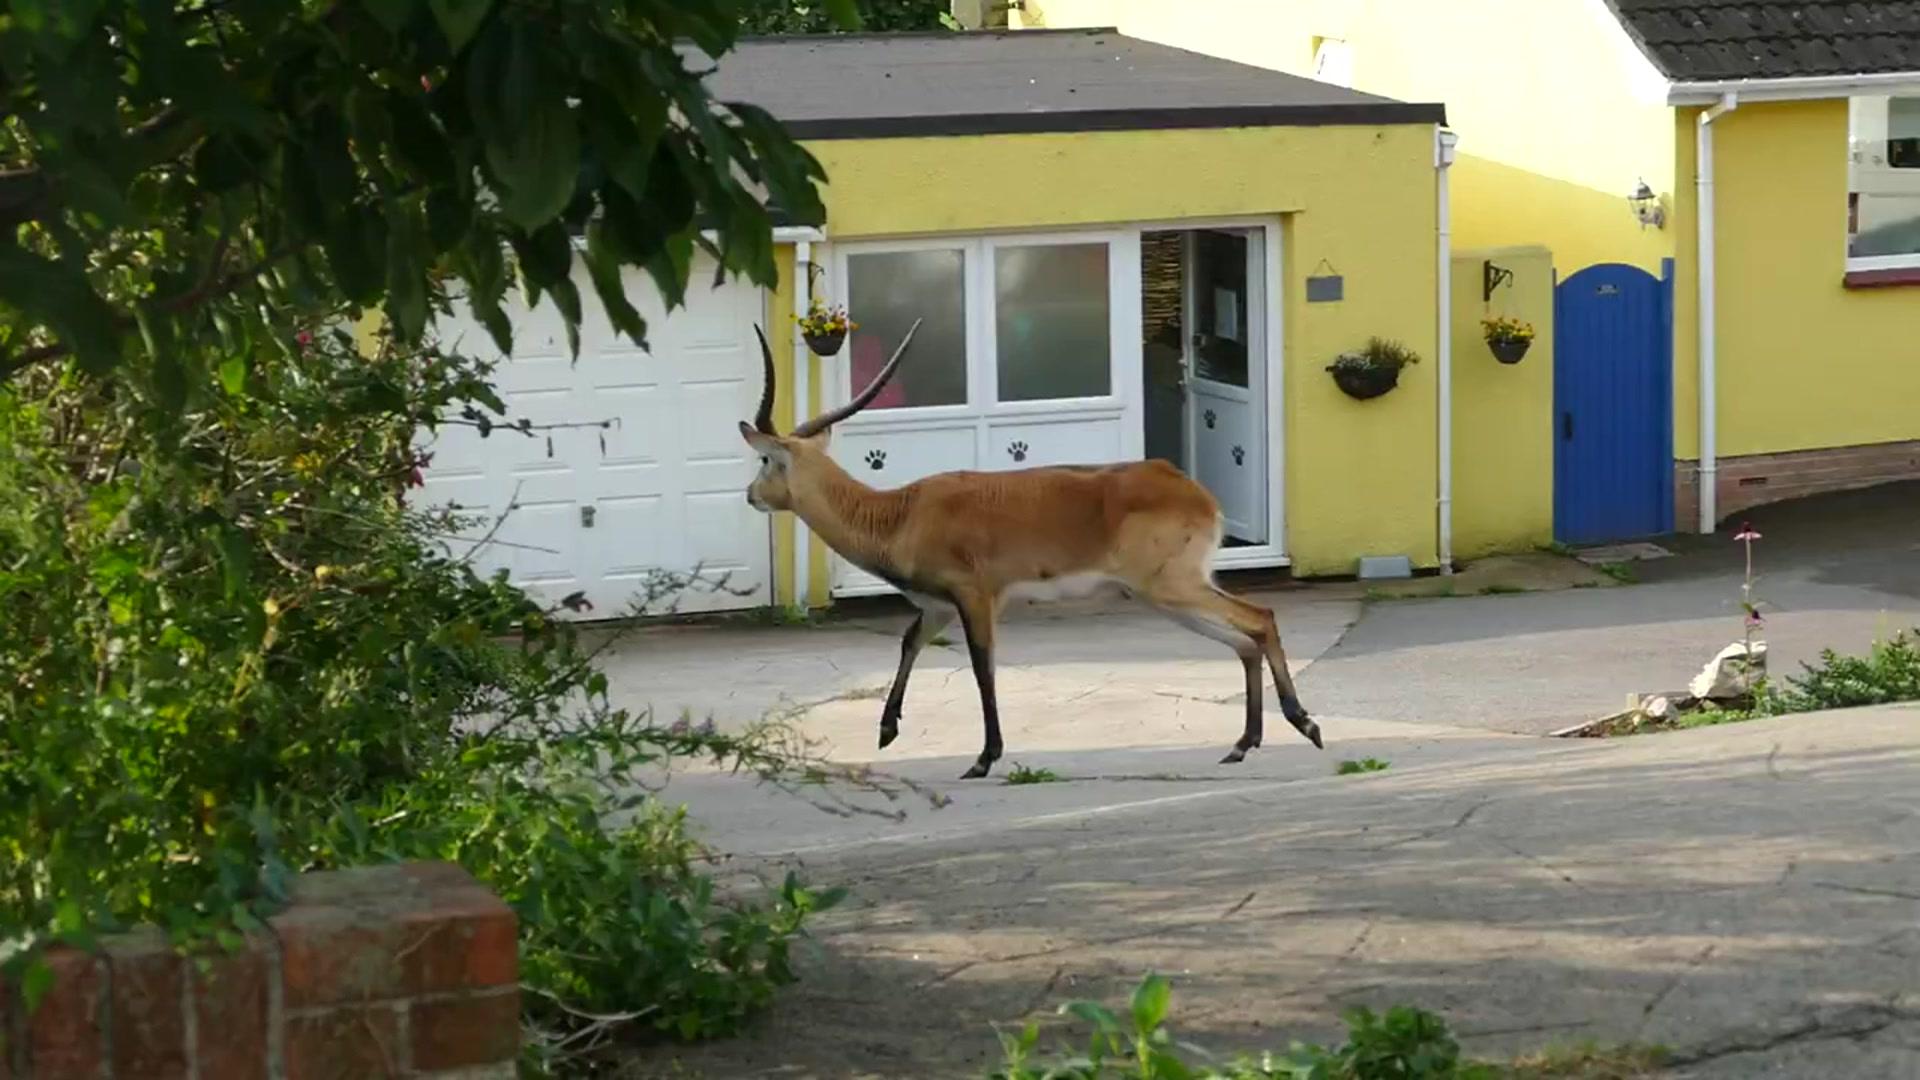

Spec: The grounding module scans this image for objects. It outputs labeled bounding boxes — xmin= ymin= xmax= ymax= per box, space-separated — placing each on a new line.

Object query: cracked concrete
xmin=630 ymin=705 xmax=1920 ymax=1079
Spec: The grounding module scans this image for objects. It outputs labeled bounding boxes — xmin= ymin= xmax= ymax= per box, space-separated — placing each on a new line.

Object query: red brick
xmin=395 ymin=894 xmax=518 ymax=996
xmin=103 ymin=930 xmax=189 ymax=1080
xmin=409 ymin=990 xmax=521 ymax=1070
xmin=272 ymin=905 xmax=409 ymax=1008
xmin=285 ymin=1005 xmax=404 ymax=1080
xmin=190 ymin=936 xmax=271 ymax=1080
xmin=27 ymin=947 xmax=107 ymax=1079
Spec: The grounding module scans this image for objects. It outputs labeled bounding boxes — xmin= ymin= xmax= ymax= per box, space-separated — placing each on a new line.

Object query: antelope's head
xmin=738 ymin=319 xmax=921 ymax=512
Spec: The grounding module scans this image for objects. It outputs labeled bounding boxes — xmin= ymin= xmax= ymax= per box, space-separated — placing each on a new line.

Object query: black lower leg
xmin=1221 ymin=652 xmax=1264 ymax=764
xmin=1262 ymin=618 xmax=1323 ymax=750
xmin=957 ymin=610 xmax=1002 ymax=780
xmin=1269 ymin=662 xmax=1322 ymax=750
xmin=879 ymin=612 xmax=924 ymax=749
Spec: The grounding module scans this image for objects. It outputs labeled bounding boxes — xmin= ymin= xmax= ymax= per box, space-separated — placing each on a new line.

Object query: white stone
xmin=1689 ymin=641 xmax=1768 ymax=701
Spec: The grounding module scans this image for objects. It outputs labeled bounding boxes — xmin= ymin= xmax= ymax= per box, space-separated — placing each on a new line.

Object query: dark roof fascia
xmin=773 ymin=102 xmax=1448 ymax=141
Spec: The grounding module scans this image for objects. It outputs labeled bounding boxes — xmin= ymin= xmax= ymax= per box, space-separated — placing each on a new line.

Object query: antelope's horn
xmin=752 ymin=324 xmax=778 ymax=435
xmin=792 ymin=318 xmax=922 ymax=438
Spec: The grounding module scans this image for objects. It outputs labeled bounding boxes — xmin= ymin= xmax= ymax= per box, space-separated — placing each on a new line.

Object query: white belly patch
xmin=1003 ymin=572 xmax=1121 ymax=605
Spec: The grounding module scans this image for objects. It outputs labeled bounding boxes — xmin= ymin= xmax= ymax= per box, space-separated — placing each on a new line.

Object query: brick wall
xmin=1 ymin=862 xmax=518 ymax=1079
xmin=1675 ymin=439 xmax=1920 ymax=529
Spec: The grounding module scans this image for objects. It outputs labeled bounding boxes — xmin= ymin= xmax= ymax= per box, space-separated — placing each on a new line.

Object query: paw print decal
xmin=1007 ymin=440 xmax=1029 ymax=463
xmin=1203 ymin=409 xmax=1217 ymax=430
xmin=1231 ymin=445 xmax=1245 ymax=466
xmin=864 ymin=449 xmax=887 ymax=471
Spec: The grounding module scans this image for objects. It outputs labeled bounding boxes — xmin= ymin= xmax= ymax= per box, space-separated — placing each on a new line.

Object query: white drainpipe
xmin=1436 ymin=128 xmax=1458 ymax=574
xmin=791 ymin=240 xmax=814 ymax=608
xmin=1696 ymin=92 xmax=1737 ymax=534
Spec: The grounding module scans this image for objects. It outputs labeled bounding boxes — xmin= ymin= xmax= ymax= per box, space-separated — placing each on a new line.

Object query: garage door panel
xmin=420 ymin=257 xmax=772 ymax=619
xmin=679 ymin=379 xmax=759 ymax=464
xmin=493 ymin=501 xmax=584 ymax=583
xmin=589 ymin=385 xmax=667 ymax=468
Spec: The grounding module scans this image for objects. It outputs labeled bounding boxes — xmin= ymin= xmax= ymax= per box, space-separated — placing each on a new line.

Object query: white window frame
xmin=819 ymin=217 xmax=1287 ymax=574
xmin=824 ymin=229 xmax=1141 ymax=434
xmin=1846 ymin=92 xmax=1920 ymax=273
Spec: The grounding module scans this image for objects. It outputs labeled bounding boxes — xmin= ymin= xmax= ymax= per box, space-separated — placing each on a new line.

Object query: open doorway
xmin=1141 ymin=228 xmax=1270 ymax=547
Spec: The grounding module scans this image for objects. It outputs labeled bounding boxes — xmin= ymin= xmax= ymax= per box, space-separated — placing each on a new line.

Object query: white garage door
xmin=415 ymin=256 xmax=774 ymax=619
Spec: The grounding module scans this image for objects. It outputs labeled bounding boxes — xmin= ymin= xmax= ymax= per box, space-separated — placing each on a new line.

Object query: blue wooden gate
xmin=1552 ymin=260 xmax=1674 ymax=545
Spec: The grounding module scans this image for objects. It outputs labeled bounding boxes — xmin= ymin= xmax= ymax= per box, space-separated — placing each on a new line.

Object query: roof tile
xmin=1604 ymin=1 xmax=1920 ymax=80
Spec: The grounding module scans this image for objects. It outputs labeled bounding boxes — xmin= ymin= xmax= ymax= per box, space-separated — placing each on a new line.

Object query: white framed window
xmin=1847 ymin=93 xmax=1920 ymax=271
xmin=1312 ymin=36 xmax=1352 ymax=88
xmin=832 ymin=230 xmax=1135 ymax=422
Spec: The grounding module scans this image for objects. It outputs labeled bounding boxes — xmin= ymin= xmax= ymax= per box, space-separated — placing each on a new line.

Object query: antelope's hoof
xmin=960 ymin=760 xmax=993 ymax=780
xmin=1302 ymin=719 xmax=1324 ymax=750
xmin=1220 ymin=747 xmax=1247 ymax=765
xmin=878 ymin=724 xmax=899 ymax=750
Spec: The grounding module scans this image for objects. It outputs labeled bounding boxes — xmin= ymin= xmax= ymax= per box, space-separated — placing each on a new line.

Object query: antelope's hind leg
xmin=879 ymin=604 xmax=956 ymax=749
xmin=1150 ymin=584 xmax=1323 ymax=759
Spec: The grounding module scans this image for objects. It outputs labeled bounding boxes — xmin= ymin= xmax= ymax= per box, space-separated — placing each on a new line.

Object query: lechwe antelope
xmin=737 ymin=321 xmax=1321 ymax=779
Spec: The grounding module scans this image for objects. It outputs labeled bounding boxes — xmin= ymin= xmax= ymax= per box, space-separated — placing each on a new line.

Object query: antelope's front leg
xmin=953 ymin=591 xmax=1003 ymax=780
xmin=879 ymin=605 xmax=955 ymax=749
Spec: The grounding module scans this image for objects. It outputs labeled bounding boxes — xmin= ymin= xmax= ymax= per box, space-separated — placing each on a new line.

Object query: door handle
xmin=1561 ymin=412 xmax=1574 ymax=440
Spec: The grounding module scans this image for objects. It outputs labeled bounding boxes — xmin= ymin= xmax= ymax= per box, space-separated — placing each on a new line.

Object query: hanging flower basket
xmin=1326 ymin=337 xmax=1419 ymax=401
xmin=804 ymin=327 xmax=846 ymax=357
xmin=797 ymin=299 xmax=855 ymax=358
xmin=1482 ymin=315 xmax=1535 ymax=365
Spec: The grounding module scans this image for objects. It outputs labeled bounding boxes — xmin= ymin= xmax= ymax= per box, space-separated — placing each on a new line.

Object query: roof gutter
xmin=1695 ymin=92 xmax=1737 ymax=534
xmin=1668 ymin=70 xmax=1920 ymax=105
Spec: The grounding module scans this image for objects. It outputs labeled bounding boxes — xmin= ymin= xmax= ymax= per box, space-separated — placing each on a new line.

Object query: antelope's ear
xmin=739 ymin=421 xmax=790 ymax=463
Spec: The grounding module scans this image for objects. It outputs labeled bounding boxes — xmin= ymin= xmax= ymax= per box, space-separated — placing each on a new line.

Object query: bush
xmin=1684 ymin=629 xmax=1920 ymax=727
xmin=0 ymin=330 xmax=869 ymax=1074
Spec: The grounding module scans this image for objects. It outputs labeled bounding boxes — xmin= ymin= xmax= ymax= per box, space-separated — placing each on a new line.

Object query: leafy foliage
xmin=1480 ymin=316 xmax=1535 ymax=345
xmin=740 ymin=0 xmax=954 ymax=34
xmin=0 ymin=0 xmax=841 ymax=387
xmin=1336 ymin=758 xmax=1391 ymax=775
xmin=0 ymin=330 xmax=877 ymax=1069
xmin=991 ymin=973 xmax=1496 ymax=1079
xmin=1682 ymin=628 xmax=1920 ymax=727
xmin=1330 ymin=337 xmax=1421 ymax=375
xmin=1005 ymin=762 xmax=1065 ymax=785
xmin=0 ymin=0 xmax=888 ymax=1067
xmin=990 ymin=974 xmax=1666 ymax=1079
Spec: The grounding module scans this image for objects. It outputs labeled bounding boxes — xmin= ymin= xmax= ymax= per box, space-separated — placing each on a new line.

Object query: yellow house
xmin=1014 ymin=2 xmax=1920 ymax=541
xmin=417 ymin=28 xmax=1479 ymax=615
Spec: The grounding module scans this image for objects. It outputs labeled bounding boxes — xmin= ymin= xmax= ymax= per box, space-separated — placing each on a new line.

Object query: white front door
xmin=1184 ymin=229 xmax=1268 ymax=545
xmin=416 ymin=256 xmax=774 ymax=618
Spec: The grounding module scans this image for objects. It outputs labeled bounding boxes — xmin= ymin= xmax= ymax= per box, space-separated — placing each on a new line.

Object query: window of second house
xmin=1847 ymin=95 xmax=1920 ymax=269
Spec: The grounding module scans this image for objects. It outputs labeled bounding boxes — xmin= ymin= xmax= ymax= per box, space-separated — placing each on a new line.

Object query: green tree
xmin=0 ymin=0 xmax=856 ymax=387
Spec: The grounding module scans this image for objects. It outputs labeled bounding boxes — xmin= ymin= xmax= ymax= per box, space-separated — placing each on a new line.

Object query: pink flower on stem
xmin=1733 ymin=521 xmax=1761 ymax=542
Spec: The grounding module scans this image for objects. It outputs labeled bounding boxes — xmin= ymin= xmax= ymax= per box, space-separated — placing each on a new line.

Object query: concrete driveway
xmin=598 ymin=482 xmax=1920 ymax=1077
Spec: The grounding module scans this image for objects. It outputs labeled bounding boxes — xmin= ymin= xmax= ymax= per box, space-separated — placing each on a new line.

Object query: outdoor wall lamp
xmin=1629 ymin=179 xmax=1666 ymax=230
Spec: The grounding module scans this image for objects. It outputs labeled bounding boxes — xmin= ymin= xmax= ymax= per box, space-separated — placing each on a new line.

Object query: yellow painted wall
xmin=795 ymin=124 xmax=1441 ymax=587
xmin=1450 ymin=246 xmax=1555 ymax=558
xmin=1020 ymin=0 xmax=1679 ymax=274
xmin=1672 ymin=101 xmax=1920 ymax=462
